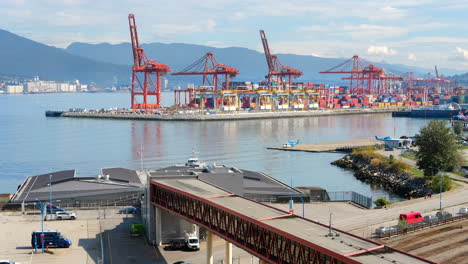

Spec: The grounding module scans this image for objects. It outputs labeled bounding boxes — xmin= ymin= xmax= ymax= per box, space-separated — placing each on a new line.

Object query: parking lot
xmin=0 ymin=208 xmax=258 ymax=264
xmin=0 ymin=208 xmax=164 ymax=264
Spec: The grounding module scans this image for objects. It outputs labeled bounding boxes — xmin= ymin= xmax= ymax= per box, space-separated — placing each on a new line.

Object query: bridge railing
xmin=150 ymin=180 xmax=365 ymax=264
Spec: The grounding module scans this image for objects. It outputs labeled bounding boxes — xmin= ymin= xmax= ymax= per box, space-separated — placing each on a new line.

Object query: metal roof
xmin=149 ymin=165 xmax=304 ymax=198
xmin=11 ymin=168 xmax=143 ymax=203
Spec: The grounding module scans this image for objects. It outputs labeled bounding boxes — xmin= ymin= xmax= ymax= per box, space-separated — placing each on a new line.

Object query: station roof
xmin=149 ymin=164 xmax=304 ymax=198
xmin=152 ymin=177 xmax=432 ymax=264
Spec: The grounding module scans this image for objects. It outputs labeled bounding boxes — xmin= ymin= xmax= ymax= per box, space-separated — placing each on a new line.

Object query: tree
xmin=453 ymin=121 xmax=463 ymax=137
xmin=415 ymin=120 xmax=461 ymax=177
xmin=430 ymin=174 xmax=453 ymax=193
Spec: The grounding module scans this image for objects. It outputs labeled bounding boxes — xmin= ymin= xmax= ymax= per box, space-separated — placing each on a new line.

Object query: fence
xmin=376 ymin=212 xmax=468 ymax=239
xmin=328 ymin=191 xmax=373 ymax=208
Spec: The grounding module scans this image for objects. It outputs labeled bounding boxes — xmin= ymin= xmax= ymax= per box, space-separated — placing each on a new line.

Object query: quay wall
xmin=61 ymin=108 xmax=404 ymax=121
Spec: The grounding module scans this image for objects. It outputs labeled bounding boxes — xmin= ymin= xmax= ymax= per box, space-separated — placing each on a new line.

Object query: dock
xmin=52 ymin=108 xmax=405 ymax=121
xmin=267 ymin=139 xmax=382 ymax=153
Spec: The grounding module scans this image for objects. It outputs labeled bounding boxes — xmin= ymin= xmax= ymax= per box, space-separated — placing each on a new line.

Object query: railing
xmin=328 ymin=191 xmax=373 ymax=208
xmin=376 ymin=213 xmax=468 ymax=239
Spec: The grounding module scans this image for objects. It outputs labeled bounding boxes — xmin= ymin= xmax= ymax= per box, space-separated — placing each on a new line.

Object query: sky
xmin=3 ymin=0 xmax=468 ymax=72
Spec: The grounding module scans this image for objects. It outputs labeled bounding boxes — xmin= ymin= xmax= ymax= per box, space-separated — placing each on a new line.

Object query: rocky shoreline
xmin=332 ymin=154 xmax=430 ymax=198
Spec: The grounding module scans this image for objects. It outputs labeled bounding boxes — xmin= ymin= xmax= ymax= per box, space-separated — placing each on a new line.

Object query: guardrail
xmin=376 ymin=213 xmax=468 ymax=239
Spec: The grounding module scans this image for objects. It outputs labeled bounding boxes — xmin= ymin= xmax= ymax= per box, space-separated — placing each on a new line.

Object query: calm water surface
xmin=0 ymin=93 xmax=435 ymax=201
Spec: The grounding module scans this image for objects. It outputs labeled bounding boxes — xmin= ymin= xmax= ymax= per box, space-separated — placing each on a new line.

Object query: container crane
xmin=259 ymin=30 xmax=302 ymax=90
xmin=172 ymin=52 xmax=239 ymax=91
xmin=320 ymin=55 xmax=403 ymax=94
xmin=128 ymin=14 xmax=170 ymax=109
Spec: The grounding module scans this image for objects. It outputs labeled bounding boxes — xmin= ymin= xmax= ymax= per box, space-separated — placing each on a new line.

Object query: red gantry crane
xmin=128 ymin=14 xmax=170 ymax=109
xmin=320 ymin=55 xmax=403 ymax=94
xmin=171 ymin=52 xmax=239 ymax=91
xmin=259 ymin=30 xmax=302 ymax=90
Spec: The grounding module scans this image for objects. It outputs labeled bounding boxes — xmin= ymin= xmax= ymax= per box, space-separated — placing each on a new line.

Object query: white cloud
xmin=408 ymin=53 xmax=417 ymax=61
xmin=367 ymin=46 xmax=397 ymax=55
xmin=151 ymin=20 xmax=216 ymax=39
xmin=454 ymin=47 xmax=468 ymax=60
xmin=298 ymin=24 xmax=406 ymax=40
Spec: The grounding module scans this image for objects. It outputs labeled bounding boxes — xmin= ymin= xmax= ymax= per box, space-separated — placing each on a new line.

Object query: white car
xmin=55 ymin=211 xmax=76 ymax=220
xmin=459 ymin=207 xmax=468 ymax=215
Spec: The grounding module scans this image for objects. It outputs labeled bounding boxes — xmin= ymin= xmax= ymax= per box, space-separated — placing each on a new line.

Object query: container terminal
xmin=46 ymin=14 xmax=467 ymax=121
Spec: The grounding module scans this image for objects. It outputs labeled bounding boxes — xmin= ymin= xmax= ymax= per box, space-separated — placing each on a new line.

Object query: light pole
xmin=35 ymin=199 xmax=45 ymax=253
xmin=49 ymin=175 xmax=53 ymax=220
xmin=288 ymin=171 xmax=305 ymax=217
xmin=439 ymin=172 xmax=443 ymax=211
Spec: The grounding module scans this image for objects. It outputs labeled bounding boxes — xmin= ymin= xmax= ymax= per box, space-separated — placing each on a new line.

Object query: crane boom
xmin=259 ymin=30 xmax=273 ymax=72
xmin=128 ymin=14 xmax=144 ymax=68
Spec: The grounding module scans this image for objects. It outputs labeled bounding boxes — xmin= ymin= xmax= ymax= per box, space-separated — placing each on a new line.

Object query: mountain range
xmin=0 ymin=29 xmax=465 ymax=87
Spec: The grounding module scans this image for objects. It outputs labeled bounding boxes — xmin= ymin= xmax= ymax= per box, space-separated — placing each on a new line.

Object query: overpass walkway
xmin=150 ymin=176 xmax=435 ymax=264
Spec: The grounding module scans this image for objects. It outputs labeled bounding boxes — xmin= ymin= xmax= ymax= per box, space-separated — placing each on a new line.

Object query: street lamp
xmin=34 ymin=199 xmax=45 ymax=253
xmin=49 ymin=175 xmax=53 ymax=220
xmin=439 ymin=171 xmax=443 ymax=211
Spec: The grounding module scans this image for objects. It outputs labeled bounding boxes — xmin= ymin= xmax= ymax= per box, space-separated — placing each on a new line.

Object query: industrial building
xmin=10 ymin=168 xmax=144 ymax=207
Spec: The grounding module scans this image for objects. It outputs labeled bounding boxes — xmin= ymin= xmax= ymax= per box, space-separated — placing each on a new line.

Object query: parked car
xmin=458 ymin=207 xmax=468 ymax=215
xmin=55 ymin=211 xmax=76 ymax=220
xmin=118 ymin=207 xmax=137 ymax=214
xmin=435 ymin=211 xmax=453 ymax=221
xmin=46 ymin=205 xmax=65 ymax=214
xmin=423 ymin=215 xmax=439 ymax=224
xmin=375 ymin=226 xmax=398 ymax=236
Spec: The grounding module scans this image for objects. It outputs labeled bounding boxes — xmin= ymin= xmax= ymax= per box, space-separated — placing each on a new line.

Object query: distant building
xmin=5 ymin=85 xmax=23 ymax=94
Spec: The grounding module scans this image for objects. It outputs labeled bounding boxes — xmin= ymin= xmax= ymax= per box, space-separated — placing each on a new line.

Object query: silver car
xmin=55 ymin=211 xmax=76 ymax=220
xmin=375 ymin=226 xmax=398 ymax=236
xmin=423 ymin=215 xmax=438 ymax=224
xmin=458 ymin=207 xmax=468 ymax=215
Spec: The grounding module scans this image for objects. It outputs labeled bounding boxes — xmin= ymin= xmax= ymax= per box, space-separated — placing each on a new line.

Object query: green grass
xmin=400 ymin=151 xmax=417 ymax=161
xmin=408 ymin=168 xmax=425 ymax=178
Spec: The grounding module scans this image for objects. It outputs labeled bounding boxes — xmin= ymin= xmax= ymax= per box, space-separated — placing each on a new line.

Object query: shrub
xmin=374 ymin=197 xmax=392 ymax=207
xmin=398 ymin=218 xmax=409 ymax=232
xmin=389 ymin=161 xmax=412 ymax=173
xmin=430 ymin=174 xmax=453 ymax=193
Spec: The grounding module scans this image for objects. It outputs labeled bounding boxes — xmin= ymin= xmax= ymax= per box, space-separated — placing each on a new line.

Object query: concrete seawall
xmin=61 ymin=108 xmax=403 ymax=121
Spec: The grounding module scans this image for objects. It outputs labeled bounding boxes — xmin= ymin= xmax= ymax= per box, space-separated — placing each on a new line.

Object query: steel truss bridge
xmin=150 ymin=177 xmax=435 ymax=264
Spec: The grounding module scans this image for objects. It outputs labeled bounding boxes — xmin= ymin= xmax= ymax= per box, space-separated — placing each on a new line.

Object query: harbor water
xmin=0 ymin=93 xmax=436 ymax=201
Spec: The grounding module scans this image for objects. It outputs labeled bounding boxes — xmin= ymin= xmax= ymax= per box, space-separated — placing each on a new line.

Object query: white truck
xmin=184 ymin=232 xmax=200 ymax=251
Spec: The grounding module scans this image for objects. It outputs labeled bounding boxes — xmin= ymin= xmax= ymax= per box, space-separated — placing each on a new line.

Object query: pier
xmin=268 ymin=139 xmax=382 ymax=153
xmin=52 ymin=108 xmax=405 ymax=121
